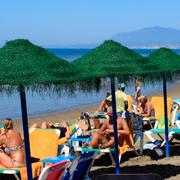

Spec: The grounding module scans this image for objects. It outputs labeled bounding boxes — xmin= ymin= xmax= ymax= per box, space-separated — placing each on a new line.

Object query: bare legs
xmin=89 ymin=133 xmax=108 ymax=148
xmin=0 ymin=152 xmax=24 ymax=168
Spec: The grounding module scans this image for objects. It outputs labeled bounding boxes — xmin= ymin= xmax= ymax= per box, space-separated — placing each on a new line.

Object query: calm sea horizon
xmin=0 ymin=48 xmax=179 ymax=120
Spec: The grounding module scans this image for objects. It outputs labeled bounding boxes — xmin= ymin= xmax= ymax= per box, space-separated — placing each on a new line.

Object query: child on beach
xmin=0 ymin=118 xmax=25 ymax=167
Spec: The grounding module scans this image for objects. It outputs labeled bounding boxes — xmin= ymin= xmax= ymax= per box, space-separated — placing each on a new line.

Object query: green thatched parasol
xmin=73 ymin=40 xmax=144 ymax=80
xmin=147 ymin=48 xmax=180 ymax=76
xmin=0 ymin=39 xmax=78 ymax=179
xmin=73 ymin=40 xmax=145 ymax=174
xmin=0 ymin=39 xmax=78 ymax=86
xmin=146 ymin=48 xmax=180 ymax=157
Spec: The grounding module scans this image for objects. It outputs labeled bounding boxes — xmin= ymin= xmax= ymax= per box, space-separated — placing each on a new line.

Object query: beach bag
xmin=143 ymin=142 xmax=165 ymax=160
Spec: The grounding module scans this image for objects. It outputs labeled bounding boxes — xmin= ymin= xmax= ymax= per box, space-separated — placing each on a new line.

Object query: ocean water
xmin=0 ymin=48 xmax=179 ymax=120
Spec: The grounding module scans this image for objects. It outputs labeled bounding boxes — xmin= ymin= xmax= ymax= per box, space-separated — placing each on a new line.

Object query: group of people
xmin=0 ymin=79 xmax=155 ymax=168
xmin=89 ymin=79 xmax=155 ymax=149
xmin=0 ymin=118 xmax=72 ymax=168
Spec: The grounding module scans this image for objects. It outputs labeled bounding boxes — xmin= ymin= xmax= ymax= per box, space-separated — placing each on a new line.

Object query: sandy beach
xmin=13 ymin=82 xmax=180 ymax=180
xmin=13 ymin=82 xmax=180 ymax=134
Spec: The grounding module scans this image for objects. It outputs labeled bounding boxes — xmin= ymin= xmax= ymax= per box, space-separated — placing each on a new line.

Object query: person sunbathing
xmin=91 ymin=92 xmax=112 ymax=129
xmin=135 ymin=96 xmax=155 ymax=130
xmin=29 ymin=121 xmax=70 ymax=139
xmin=136 ymin=96 xmax=155 ymax=118
xmin=89 ymin=107 xmax=130 ymax=149
xmin=0 ymin=118 xmax=25 ymax=168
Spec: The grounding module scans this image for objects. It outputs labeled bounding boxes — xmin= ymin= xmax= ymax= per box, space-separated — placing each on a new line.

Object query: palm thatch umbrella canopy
xmin=147 ymin=48 xmax=180 ymax=76
xmin=73 ymin=40 xmax=143 ymax=80
xmin=0 ymin=39 xmax=78 ymax=179
xmin=0 ymin=39 xmax=78 ymax=86
xmin=73 ymin=40 xmax=145 ymax=174
xmin=146 ymin=48 xmax=180 ymax=157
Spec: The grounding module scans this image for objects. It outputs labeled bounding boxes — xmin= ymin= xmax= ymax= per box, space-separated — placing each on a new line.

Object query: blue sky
xmin=1 ymin=0 xmax=180 ymax=47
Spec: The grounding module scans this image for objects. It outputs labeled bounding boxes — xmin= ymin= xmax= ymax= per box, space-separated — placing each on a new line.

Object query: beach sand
xmin=13 ymin=82 xmax=180 ymax=180
xmin=13 ymin=82 xmax=180 ymax=134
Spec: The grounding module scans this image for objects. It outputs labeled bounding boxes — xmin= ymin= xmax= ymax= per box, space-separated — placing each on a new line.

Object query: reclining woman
xmin=29 ymin=121 xmax=70 ymax=139
xmin=0 ymin=118 xmax=25 ymax=168
xmin=89 ymin=107 xmax=130 ymax=149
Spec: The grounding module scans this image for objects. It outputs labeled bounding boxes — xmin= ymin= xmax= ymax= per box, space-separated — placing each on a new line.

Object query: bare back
xmin=0 ymin=129 xmax=25 ymax=164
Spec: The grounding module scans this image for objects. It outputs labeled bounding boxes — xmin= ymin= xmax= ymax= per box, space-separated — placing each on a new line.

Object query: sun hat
xmin=120 ymin=83 xmax=125 ymax=88
xmin=118 ymin=83 xmax=125 ymax=89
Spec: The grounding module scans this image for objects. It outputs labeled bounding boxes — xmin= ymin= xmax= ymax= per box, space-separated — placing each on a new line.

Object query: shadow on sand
xmin=90 ymin=164 xmax=180 ymax=179
xmin=90 ymin=145 xmax=180 ymax=179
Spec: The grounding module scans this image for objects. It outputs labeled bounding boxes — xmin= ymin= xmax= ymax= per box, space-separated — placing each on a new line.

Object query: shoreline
xmin=13 ymin=82 xmax=180 ymax=135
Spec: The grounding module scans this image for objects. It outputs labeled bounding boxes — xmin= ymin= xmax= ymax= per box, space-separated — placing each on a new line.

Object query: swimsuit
xmin=144 ymin=108 xmax=155 ymax=117
xmin=3 ymin=144 xmax=25 ymax=167
xmin=4 ymin=144 xmax=24 ymax=155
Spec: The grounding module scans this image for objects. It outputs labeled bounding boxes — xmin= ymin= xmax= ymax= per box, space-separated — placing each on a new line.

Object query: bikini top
xmin=4 ymin=144 xmax=24 ymax=155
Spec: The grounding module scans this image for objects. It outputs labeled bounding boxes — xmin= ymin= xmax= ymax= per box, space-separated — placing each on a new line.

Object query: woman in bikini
xmin=0 ymin=118 xmax=25 ymax=168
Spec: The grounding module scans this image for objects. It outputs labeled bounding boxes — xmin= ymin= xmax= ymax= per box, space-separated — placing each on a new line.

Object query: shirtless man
xmin=89 ymin=107 xmax=130 ymax=149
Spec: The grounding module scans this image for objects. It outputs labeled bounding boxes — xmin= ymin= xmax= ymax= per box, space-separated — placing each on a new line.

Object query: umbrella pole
xmin=162 ymin=72 xmax=170 ymax=158
xmin=19 ymin=85 xmax=33 ymax=180
xmin=110 ymin=76 xmax=120 ymax=174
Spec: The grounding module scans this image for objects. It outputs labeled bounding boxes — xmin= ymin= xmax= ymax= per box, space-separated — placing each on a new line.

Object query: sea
xmin=0 ymin=49 xmax=180 ymax=120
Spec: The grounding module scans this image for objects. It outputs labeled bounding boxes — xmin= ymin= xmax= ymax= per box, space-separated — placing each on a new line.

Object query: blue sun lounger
xmin=145 ymin=128 xmax=180 ymax=146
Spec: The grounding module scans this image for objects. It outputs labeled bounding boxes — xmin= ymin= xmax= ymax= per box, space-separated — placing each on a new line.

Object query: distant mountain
xmin=112 ymin=26 xmax=180 ymax=48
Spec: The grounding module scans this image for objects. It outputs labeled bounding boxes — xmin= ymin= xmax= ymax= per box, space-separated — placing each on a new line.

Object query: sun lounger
xmin=73 ymin=120 xmax=138 ymax=164
xmin=38 ymin=160 xmax=69 ymax=180
xmin=172 ymin=99 xmax=180 ymax=126
xmin=145 ymin=128 xmax=180 ymax=146
xmin=56 ymin=123 xmax=81 ymax=145
xmin=40 ymin=151 xmax=95 ymax=180
xmin=141 ymin=96 xmax=173 ymax=130
xmin=173 ymin=99 xmax=180 ymax=107
xmin=0 ymin=162 xmax=42 ymax=180
xmin=0 ymin=128 xmax=60 ymax=180
xmin=127 ymin=95 xmax=134 ymax=112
